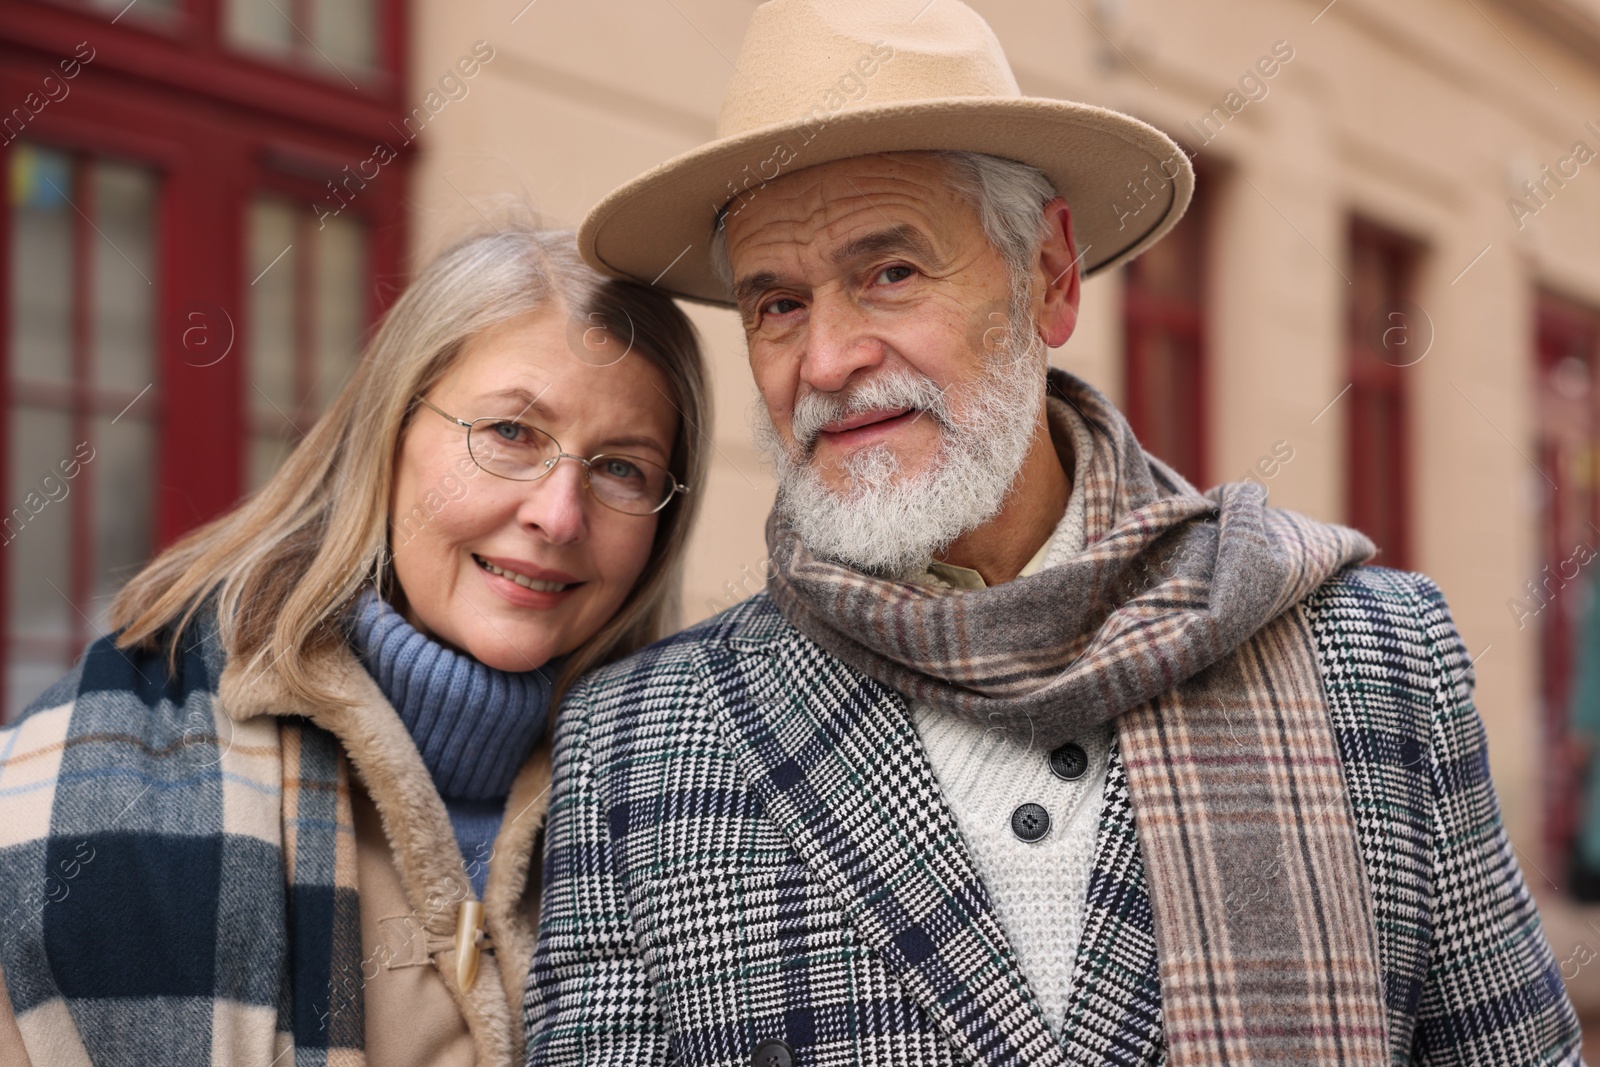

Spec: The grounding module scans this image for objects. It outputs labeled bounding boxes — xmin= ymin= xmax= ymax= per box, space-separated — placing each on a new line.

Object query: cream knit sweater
xmin=907 ymin=414 xmax=1108 ymax=1042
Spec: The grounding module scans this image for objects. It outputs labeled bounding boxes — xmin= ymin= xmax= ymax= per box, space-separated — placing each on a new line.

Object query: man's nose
xmin=799 ymin=292 xmax=885 ymax=394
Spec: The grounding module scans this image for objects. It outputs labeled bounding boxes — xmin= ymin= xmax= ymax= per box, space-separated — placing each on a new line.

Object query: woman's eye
xmin=600 ymin=458 xmax=643 ymax=481
xmin=875 ymin=264 xmax=915 ymax=285
xmin=489 ymin=420 xmax=532 ymax=443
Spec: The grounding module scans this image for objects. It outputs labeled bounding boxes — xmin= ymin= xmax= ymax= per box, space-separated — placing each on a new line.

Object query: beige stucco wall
xmin=406 ymin=0 xmax=1600 ymax=1007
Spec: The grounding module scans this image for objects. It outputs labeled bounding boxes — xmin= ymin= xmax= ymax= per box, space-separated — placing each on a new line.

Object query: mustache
xmin=790 ymin=371 xmax=953 ymax=453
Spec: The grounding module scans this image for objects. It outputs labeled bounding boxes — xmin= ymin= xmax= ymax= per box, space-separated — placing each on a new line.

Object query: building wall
xmin=405 ymin=0 xmax=1600 ymax=1006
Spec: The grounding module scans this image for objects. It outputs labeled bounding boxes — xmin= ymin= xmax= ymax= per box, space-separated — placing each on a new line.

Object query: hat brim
xmin=579 ymin=96 xmax=1193 ymax=307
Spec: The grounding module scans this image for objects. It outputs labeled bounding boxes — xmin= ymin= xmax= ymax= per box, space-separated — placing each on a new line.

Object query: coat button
xmin=1049 ymin=741 xmax=1088 ymax=781
xmin=753 ymin=1038 xmax=793 ymax=1067
xmin=1011 ymin=802 xmax=1050 ymax=842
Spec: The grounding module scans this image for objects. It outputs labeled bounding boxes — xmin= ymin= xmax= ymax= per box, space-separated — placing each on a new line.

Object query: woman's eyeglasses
xmin=413 ymin=394 xmax=687 ymax=516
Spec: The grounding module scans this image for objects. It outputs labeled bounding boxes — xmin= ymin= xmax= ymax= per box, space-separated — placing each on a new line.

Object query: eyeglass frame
xmin=411 ymin=394 xmax=689 ymax=516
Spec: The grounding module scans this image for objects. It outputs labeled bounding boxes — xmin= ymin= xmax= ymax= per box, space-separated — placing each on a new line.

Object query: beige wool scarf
xmin=765 ymin=369 xmax=1389 ymax=1065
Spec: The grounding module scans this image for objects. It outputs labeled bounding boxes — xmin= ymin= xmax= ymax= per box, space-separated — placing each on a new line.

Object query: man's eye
xmin=762 ymin=297 xmax=803 ymax=317
xmin=875 ymin=264 xmax=915 ymax=285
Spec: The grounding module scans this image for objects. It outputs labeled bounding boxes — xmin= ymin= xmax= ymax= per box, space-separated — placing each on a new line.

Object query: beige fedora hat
xmin=578 ymin=0 xmax=1193 ymax=307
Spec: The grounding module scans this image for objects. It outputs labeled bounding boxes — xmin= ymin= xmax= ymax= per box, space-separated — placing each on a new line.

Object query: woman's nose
xmin=516 ymin=458 xmax=589 ymax=543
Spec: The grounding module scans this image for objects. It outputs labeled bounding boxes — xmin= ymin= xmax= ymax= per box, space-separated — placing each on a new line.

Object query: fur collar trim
xmin=218 ymin=641 xmax=552 ymax=1066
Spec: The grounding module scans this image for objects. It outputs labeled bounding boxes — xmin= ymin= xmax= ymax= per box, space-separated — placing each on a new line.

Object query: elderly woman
xmin=0 ymin=228 xmax=708 ymax=1066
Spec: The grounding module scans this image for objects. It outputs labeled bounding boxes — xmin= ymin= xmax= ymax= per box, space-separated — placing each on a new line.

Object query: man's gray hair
xmin=935 ymin=151 xmax=1060 ymax=295
xmin=708 ymin=151 xmax=1061 ymax=297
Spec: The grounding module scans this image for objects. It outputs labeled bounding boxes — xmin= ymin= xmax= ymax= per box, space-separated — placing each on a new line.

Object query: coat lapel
xmin=1058 ymin=733 xmax=1165 ymax=1066
xmin=697 ymin=624 xmax=1070 ymax=1067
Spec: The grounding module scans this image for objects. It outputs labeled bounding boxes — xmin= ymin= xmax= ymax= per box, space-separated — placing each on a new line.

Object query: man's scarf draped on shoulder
xmin=766 ymin=369 xmax=1390 ymax=1066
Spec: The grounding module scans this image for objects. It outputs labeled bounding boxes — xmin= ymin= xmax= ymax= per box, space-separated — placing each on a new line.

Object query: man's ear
xmin=1034 ymin=197 xmax=1081 ymax=349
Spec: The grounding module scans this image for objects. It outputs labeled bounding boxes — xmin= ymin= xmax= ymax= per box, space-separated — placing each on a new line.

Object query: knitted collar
xmin=347 ymin=587 xmax=555 ymax=801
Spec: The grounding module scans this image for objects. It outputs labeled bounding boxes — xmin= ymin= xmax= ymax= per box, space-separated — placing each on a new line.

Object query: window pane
xmin=90 ymin=414 xmax=153 ymax=629
xmin=248 ymin=198 xmax=300 ymax=492
xmin=248 ymin=432 xmax=294 ymax=493
xmin=313 ymin=0 xmax=375 ymax=71
xmin=1344 ymin=222 xmax=1416 ymax=570
xmin=87 ymin=0 xmax=179 ymax=16
xmin=1142 ymin=332 xmax=1202 ymax=472
xmin=1122 ymin=173 xmax=1206 ymax=488
xmin=1533 ymin=293 xmax=1600 ymax=889
xmin=6 ymin=409 xmax=76 ymax=719
xmin=224 ymin=0 xmax=294 ymax=58
xmin=5 ymin=150 xmax=162 ymax=721
xmin=248 ymin=197 xmax=298 ymax=427
xmin=1349 ymin=387 xmax=1402 ymax=559
xmin=92 ymin=161 xmax=158 ymax=393
xmin=313 ymin=213 xmax=366 ymax=409
xmin=226 ymin=0 xmax=374 ymax=72
xmin=9 ymin=145 xmax=74 ymax=385
xmin=1130 ymin=221 xmax=1199 ymax=303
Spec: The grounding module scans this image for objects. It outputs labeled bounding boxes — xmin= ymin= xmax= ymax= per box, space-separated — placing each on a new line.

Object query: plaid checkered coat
xmin=525 ymin=566 xmax=1583 ymax=1066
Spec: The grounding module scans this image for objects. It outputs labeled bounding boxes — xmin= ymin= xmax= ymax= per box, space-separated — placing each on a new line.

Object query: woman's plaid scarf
xmin=0 ymin=622 xmax=365 ymax=1065
xmin=765 ymin=369 xmax=1389 ymax=1065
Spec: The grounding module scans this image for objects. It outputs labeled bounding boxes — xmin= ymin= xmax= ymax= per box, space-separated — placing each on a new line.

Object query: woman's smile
xmin=473 ymin=552 xmax=584 ymax=609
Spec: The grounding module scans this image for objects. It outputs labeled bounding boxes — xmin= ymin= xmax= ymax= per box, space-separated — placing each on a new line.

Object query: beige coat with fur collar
xmin=0 ymin=640 xmax=552 ymax=1067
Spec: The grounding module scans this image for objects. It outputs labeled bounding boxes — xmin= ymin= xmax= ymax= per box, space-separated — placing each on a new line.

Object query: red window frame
xmin=1122 ymin=159 xmax=1209 ymax=487
xmin=241 ymin=167 xmax=385 ymax=488
xmin=1344 ymin=219 xmax=1421 ymax=572
xmin=0 ymin=0 xmax=409 ymax=717
xmin=5 ymin=145 xmax=164 ymax=675
xmin=1533 ymin=290 xmax=1600 ymax=878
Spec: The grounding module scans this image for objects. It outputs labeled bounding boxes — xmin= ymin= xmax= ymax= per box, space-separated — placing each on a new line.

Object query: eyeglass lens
xmin=468 ymin=418 xmax=673 ymax=515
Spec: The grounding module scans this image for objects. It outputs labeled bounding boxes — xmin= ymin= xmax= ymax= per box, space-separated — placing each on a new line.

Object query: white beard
xmin=753 ymin=303 xmax=1048 ymax=577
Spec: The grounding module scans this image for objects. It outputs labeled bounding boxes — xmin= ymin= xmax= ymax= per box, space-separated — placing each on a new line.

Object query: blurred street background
xmin=4 ymin=0 xmax=1600 ymax=1044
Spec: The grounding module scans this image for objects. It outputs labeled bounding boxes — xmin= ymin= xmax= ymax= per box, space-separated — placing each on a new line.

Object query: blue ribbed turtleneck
xmin=347 ymin=587 xmax=556 ymax=894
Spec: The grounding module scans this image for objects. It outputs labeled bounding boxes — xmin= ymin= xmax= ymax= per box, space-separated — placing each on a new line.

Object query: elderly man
xmin=525 ymin=2 xmax=1581 ymax=1065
